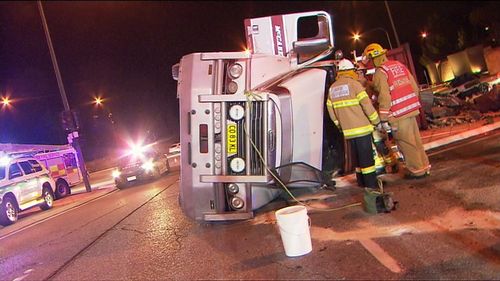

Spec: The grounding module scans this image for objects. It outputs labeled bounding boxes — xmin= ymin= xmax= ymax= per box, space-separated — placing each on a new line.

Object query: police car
xmin=112 ymin=142 xmax=169 ymax=189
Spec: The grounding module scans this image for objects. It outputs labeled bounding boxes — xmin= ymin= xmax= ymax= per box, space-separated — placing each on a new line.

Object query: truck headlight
xmin=141 ymin=160 xmax=154 ymax=172
xmin=227 ymin=183 xmax=239 ymax=194
xmin=112 ymin=170 xmax=121 ymax=178
xmin=230 ymin=196 xmax=245 ymax=209
xmin=226 ymin=81 xmax=238 ymax=94
xmin=228 ymin=63 xmax=243 ymax=79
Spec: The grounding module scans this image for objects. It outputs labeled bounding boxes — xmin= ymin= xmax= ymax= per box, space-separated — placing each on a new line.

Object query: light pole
xmin=352 ymin=27 xmax=394 ymax=49
xmin=37 ymin=1 xmax=92 ymax=192
xmin=384 ymin=0 xmax=401 ymax=47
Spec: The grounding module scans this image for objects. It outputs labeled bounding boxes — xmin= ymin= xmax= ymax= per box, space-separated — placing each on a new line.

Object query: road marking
xmin=12 ymin=269 xmax=33 ymax=281
xmin=0 ymin=190 xmax=117 ymax=241
xmin=359 ymin=239 xmax=402 ymax=273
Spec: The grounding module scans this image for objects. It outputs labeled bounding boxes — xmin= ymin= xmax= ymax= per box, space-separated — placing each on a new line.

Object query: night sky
xmin=0 ymin=1 xmax=488 ymax=152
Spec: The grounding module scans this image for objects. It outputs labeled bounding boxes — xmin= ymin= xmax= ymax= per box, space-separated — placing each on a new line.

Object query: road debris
xmin=420 ymin=73 xmax=500 ymax=129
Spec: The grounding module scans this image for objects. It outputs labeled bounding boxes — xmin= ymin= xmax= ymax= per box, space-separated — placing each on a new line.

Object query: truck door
xmin=8 ymin=163 xmax=31 ymax=205
xmin=18 ymin=161 xmax=41 ymax=200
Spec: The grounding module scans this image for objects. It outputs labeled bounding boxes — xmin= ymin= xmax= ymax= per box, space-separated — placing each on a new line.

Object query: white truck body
xmin=173 ymin=11 xmax=336 ymax=221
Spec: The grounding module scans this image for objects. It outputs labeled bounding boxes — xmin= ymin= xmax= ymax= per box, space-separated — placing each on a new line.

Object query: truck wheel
xmin=40 ymin=188 xmax=54 ymax=210
xmin=55 ymin=180 xmax=70 ymax=199
xmin=0 ymin=196 xmax=18 ymax=226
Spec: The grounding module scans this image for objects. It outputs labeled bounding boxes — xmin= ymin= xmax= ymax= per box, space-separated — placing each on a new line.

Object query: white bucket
xmin=275 ymin=205 xmax=312 ymax=257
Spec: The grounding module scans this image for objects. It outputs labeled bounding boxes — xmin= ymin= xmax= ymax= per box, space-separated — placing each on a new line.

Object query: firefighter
xmin=326 ymin=58 xmax=381 ymax=189
xmin=356 ymin=61 xmax=399 ymax=175
xmin=363 ymin=43 xmax=430 ymax=179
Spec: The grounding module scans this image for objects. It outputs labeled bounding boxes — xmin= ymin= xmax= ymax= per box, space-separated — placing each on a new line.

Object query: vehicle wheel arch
xmin=42 ymin=181 xmax=54 ymax=193
xmin=0 ymin=193 xmax=19 ymax=225
xmin=2 ymin=193 xmax=19 ymax=211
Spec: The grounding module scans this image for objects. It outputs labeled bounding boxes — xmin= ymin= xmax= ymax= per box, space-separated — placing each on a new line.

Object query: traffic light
xmin=61 ymin=110 xmax=79 ymax=132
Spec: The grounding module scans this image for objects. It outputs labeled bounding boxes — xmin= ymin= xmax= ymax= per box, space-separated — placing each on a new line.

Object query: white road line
xmin=359 ymin=239 xmax=403 ymax=273
xmin=0 ymin=190 xmax=117 ymax=241
xmin=12 ymin=269 xmax=33 ymax=281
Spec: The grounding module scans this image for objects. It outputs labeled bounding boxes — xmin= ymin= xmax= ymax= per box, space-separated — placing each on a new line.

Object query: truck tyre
xmin=0 ymin=196 xmax=18 ymax=226
xmin=55 ymin=180 xmax=70 ymax=199
xmin=40 ymin=188 xmax=54 ymax=210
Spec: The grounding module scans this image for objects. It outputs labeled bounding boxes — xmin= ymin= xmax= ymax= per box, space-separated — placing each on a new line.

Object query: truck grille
xmin=249 ymin=101 xmax=265 ymax=175
xmin=226 ymin=101 xmax=266 ymax=176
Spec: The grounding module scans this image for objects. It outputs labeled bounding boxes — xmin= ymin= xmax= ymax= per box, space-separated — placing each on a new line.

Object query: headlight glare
xmin=112 ymin=170 xmax=121 ymax=178
xmin=141 ymin=160 xmax=154 ymax=171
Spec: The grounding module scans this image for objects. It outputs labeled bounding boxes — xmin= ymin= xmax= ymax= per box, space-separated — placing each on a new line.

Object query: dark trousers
xmin=349 ymin=134 xmax=377 ymax=189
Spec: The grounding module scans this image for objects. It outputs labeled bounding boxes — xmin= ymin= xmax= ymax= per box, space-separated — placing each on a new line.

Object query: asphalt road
xmin=1 ymin=131 xmax=499 ymax=280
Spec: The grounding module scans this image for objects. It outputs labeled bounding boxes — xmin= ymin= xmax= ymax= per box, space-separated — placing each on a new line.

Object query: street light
xmin=1 ymin=97 xmax=11 ymax=107
xmin=352 ymin=27 xmax=393 ymax=50
xmin=421 ymin=32 xmax=428 ymax=39
xmin=93 ymin=96 xmax=103 ymax=106
xmin=92 ymin=96 xmax=115 ymax=125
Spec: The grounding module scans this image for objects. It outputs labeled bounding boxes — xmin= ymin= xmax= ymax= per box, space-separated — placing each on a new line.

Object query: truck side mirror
xmin=292 ymin=14 xmax=334 ymax=65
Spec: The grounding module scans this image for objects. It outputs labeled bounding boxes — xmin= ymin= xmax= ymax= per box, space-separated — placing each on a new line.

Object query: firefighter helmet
xmin=337 ymin=59 xmax=355 ymax=71
xmin=364 ymin=43 xmax=387 ymax=59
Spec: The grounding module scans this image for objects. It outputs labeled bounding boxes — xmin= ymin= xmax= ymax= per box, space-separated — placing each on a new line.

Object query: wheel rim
xmin=44 ymin=191 xmax=53 ymax=207
xmin=58 ymin=183 xmax=67 ymax=195
xmin=5 ymin=202 xmax=16 ymax=221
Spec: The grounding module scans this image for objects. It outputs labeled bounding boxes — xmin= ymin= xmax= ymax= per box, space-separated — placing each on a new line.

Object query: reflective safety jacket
xmin=375 ymin=60 xmax=421 ymax=120
xmin=326 ymin=76 xmax=380 ymax=139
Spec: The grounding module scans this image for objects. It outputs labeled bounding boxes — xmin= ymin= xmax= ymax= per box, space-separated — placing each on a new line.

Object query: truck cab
xmin=173 ymin=11 xmax=338 ymax=221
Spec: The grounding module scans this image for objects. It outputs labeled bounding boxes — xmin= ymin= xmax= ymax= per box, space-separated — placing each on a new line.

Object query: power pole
xmin=37 ymin=1 xmax=92 ymax=192
xmin=384 ymin=1 xmax=401 ymax=47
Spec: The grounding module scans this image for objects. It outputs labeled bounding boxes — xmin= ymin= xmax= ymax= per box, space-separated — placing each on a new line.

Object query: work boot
xmin=356 ymin=172 xmax=365 ymax=187
xmin=404 ymin=171 xmax=430 ymax=180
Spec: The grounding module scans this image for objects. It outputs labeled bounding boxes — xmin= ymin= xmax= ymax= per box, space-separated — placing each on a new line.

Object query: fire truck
xmin=173 ymin=11 xmax=340 ymax=221
xmin=0 ymin=143 xmax=83 ymax=199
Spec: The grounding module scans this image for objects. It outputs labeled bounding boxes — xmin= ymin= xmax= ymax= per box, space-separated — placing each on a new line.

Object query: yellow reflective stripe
xmin=368 ymin=111 xmax=379 ymax=122
xmin=343 ymin=125 xmax=374 ymax=138
xmin=356 ymin=91 xmax=369 ymax=101
xmin=333 ymin=99 xmax=359 ymax=108
xmin=361 ymin=165 xmax=376 ymax=174
xmin=374 ymin=156 xmax=385 ymax=167
xmin=326 ymin=99 xmax=333 ymax=107
xmin=383 ymin=157 xmax=394 ymax=164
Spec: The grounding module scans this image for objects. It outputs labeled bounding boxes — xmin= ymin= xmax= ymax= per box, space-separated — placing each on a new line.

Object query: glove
xmin=334 ymin=120 xmax=342 ymax=130
xmin=376 ymin=122 xmax=391 ymax=133
xmin=382 ymin=121 xmax=391 ymax=132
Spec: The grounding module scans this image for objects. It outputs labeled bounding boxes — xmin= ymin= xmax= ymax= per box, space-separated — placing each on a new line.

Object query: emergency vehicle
xmin=172 ymin=11 xmax=338 ymax=221
xmin=0 ymin=143 xmax=83 ymax=199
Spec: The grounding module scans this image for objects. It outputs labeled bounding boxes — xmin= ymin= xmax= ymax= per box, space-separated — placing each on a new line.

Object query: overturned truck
xmin=172 ymin=11 xmax=339 ymax=221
